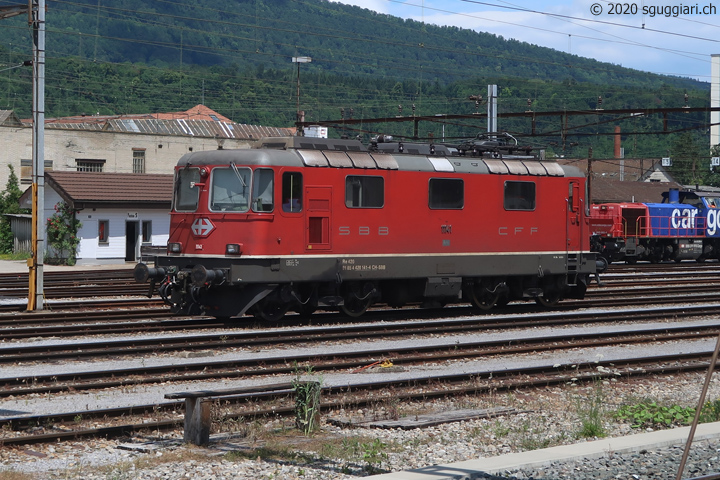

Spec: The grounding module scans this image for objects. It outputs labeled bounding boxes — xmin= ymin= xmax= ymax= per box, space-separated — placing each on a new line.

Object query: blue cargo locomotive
xmin=590 ymin=188 xmax=720 ymax=265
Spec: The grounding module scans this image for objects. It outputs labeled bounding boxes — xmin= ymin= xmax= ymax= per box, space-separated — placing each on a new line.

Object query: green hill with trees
xmin=0 ymin=0 xmax=714 ymax=178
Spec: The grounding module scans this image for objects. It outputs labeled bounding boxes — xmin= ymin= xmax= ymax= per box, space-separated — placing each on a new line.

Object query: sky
xmin=333 ymin=0 xmax=720 ymax=83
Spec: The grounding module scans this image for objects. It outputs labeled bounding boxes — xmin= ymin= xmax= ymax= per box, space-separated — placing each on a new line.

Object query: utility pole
xmin=487 ymin=84 xmax=497 ymax=135
xmin=292 ymin=56 xmax=311 ymax=136
xmin=28 ymin=0 xmax=45 ymax=311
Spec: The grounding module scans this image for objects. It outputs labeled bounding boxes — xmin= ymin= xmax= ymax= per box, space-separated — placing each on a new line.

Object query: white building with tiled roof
xmin=0 ymin=104 xmax=292 ymax=189
xmin=19 ymin=171 xmax=174 ymax=264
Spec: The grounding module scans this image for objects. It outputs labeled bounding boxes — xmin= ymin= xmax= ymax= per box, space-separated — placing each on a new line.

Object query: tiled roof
xmin=0 ymin=110 xmax=22 ymax=126
xmin=590 ymin=177 xmax=682 ymax=204
xmin=46 ymin=171 xmax=173 ymax=206
xmin=42 ymin=104 xmax=232 ymax=124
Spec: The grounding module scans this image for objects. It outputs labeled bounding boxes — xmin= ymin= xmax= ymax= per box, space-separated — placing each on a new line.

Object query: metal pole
xmin=487 ymin=84 xmax=497 ymax=135
xmin=291 ymin=56 xmax=311 ymax=136
xmin=296 ymin=61 xmax=300 ymax=123
xmin=28 ymin=0 xmax=45 ymax=311
xmin=676 ymin=332 xmax=720 ymax=480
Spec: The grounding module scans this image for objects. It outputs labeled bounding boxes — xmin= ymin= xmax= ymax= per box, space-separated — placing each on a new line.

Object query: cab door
xmin=566 ymin=180 xmax=581 ymax=252
xmin=306 ymin=186 xmax=332 ymax=251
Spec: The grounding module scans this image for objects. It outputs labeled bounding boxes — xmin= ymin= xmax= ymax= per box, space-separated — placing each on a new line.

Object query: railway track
xmin=2 ymin=263 xmax=720 ymax=448
xmin=1 ymin=269 xmax=720 ymax=340
xmin=2 ymin=303 xmax=720 ymax=365
xmin=0 ymin=268 xmax=151 ymax=298
xmin=1 ymin=349 xmax=717 ymax=446
xmin=2 ymin=312 xmax=720 ymax=395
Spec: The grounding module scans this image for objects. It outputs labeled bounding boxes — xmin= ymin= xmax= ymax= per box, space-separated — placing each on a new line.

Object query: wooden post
xmin=184 ymin=397 xmax=211 ymax=446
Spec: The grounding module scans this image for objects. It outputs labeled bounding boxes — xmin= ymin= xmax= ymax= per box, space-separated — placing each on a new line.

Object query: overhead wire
xmin=0 ymin=0 xmax=713 ymax=146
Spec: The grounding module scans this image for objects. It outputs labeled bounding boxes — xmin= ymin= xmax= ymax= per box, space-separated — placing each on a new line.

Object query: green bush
xmin=615 ymin=402 xmax=695 ymax=428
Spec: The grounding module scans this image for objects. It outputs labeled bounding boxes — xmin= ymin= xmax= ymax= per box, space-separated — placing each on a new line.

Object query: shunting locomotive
xmin=590 ymin=188 xmax=720 ymax=266
xmin=135 ymin=134 xmax=596 ymax=320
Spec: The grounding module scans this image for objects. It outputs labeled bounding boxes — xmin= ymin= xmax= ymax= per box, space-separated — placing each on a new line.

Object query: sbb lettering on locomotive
xmin=338 ymin=226 xmax=390 ymax=236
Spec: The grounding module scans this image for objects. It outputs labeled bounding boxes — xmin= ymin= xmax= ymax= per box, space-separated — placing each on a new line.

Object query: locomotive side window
xmin=252 ymin=168 xmax=274 ymax=212
xmin=504 ymin=181 xmax=536 ymax=211
xmin=174 ymin=168 xmax=202 ymax=212
xmin=282 ymin=172 xmax=303 ymax=212
xmin=568 ymin=181 xmax=580 ymax=212
xmin=345 ymin=175 xmax=384 ymax=208
xmin=429 ymin=178 xmax=464 ymax=209
xmin=209 ymin=166 xmax=251 ymax=212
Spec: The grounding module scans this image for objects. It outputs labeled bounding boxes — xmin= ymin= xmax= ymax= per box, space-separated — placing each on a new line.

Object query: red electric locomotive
xmin=135 ymin=135 xmax=596 ymax=320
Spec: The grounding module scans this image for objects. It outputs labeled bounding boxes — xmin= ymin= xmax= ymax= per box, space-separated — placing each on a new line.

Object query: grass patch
xmin=575 ymin=381 xmax=607 ymax=438
xmin=0 ymin=252 xmax=30 ymax=261
xmin=0 ymin=470 xmax=35 ymax=480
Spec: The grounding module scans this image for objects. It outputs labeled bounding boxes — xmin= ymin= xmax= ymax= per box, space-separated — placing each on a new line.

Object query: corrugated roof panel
xmin=348 ymin=152 xmax=376 ymax=169
xmin=428 ymin=157 xmax=454 ymax=172
xmin=542 ymin=161 xmax=565 ymax=177
xmin=524 ymin=161 xmax=548 ymax=176
xmin=483 ymin=159 xmax=508 ymax=174
xmin=324 ymin=151 xmax=353 ymax=168
xmin=369 ymin=152 xmax=399 ymax=170
xmin=504 ymin=160 xmax=529 ymax=175
xmin=298 ymin=150 xmax=328 ymax=167
xmin=39 ymin=115 xmax=292 ymax=139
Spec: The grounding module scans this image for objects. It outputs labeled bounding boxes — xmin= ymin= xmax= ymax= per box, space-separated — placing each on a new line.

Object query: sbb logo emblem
xmin=191 ymin=218 xmax=214 ymax=237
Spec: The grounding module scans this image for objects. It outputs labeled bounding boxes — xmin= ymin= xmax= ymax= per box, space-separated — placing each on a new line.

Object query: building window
xmin=133 ymin=149 xmax=146 ymax=174
xmin=142 ymin=220 xmax=152 ymax=243
xmin=98 ymin=220 xmax=109 ymax=243
xmin=20 ymin=159 xmax=53 ymax=184
xmin=76 ymin=159 xmax=105 ymax=172
xmin=429 ymin=178 xmax=464 ymax=209
xmin=345 ymin=175 xmax=384 ymax=208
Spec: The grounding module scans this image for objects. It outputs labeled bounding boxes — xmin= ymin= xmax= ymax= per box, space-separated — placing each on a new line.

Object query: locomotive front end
xmin=134 ymin=148 xmax=297 ymax=319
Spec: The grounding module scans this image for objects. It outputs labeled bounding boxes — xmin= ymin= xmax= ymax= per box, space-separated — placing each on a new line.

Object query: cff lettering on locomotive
xmin=135 ymin=133 xmax=596 ymax=321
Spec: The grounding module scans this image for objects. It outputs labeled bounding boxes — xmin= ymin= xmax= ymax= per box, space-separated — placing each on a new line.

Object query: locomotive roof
xmin=177 ymin=137 xmax=584 ymax=178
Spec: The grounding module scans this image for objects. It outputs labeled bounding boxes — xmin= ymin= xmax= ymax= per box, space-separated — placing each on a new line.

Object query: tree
xmin=668 ymin=132 xmax=706 ymax=186
xmin=46 ymin=202 xmax=82 ymax=266
xmin=0 ymin=165 xmax=29 ymax=254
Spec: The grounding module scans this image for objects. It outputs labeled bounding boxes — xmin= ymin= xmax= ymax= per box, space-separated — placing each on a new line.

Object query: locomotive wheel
xmin=535 ymin=293 xmax=561 ymax=307
xmin=341 ymin=282 xmax=375 ymax=317
xmin=467 ymin=281 xmax=500 ymax=311
xmin=252 ymin=300 xmax=289 ymax=321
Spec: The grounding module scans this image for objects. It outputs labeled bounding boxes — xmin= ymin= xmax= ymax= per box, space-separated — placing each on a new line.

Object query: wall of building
xmin=75 ymin=207 xmax=170 ymax=264
xmin=33 ymin=185 xmax=170 ymax=264
xmin=0 ymin=124 xmax=252 ymax=189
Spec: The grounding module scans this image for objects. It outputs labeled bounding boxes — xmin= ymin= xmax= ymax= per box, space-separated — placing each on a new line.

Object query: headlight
xmin=226 ymin=243 xmax=242 ymax=255
xmin=168 ymin=242 xmax=182 ymax=253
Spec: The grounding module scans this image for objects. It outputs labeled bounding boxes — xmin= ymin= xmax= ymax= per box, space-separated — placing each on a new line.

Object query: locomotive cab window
xmin=429 ymin=178 xmax=464 ymax=209
xmin=209 ymin=166 xmax=251 ymax=212
xmin=282 ymin=172 xmax=303 ymax=212
xmin=252 ymin=168 xmax=274 ymax=213
xmin=346 ymin=175 xmax=384 ymax=208
xmin=504 ymin=181 xmax=536 ymax=211
xmin=174 ymin=168 xmax=202 ymax=212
